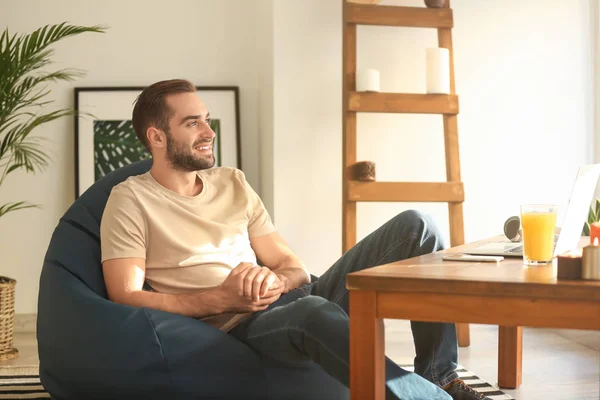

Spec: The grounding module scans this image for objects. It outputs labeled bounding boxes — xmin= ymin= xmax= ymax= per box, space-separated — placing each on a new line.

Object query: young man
xmin=100 ymin=79 xmax=490 ymax=400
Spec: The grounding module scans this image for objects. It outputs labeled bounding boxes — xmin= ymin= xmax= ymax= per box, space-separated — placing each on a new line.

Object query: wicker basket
xmin=0 ymin=276 xmax=18 ymax=361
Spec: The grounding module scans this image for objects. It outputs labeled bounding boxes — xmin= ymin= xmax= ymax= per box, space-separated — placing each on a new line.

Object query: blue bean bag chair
xmin=37 ymin=159 xmax=348 ymax=400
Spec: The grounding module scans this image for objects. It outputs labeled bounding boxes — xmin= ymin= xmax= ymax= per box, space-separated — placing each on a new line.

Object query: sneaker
xmin=444 ymin=379 xmax=492 ymax=400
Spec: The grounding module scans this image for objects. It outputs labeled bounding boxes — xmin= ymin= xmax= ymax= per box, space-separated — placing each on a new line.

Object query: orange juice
xmin=521 ymin=208 xmax=557 ymax=264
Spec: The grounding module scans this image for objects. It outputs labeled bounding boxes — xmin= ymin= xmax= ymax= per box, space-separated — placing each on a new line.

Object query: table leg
xmin=350 ymin=290 xmax=385 ymax=400
xmin=498 ymin=326 xmax=523 ymax=389
xmin=456 ymin=323 xmax=470 ymax=347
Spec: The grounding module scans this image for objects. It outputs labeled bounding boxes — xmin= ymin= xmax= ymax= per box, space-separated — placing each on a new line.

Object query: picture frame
xmin=74 ymin=86 xmax=241 ymax=198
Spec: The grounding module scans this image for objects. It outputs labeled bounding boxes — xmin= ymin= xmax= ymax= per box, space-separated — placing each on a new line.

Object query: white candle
xmin=426 ymin=47 xmax=450 ymax=94
xmin=356 ymin=68 xmax=380 ymax=92
xmin=582 ymin=239 xmax=600 ymax=280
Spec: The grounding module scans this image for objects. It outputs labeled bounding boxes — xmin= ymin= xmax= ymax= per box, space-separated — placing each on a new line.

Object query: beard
xmin=165 ymin=132 xmax=215 ymax=172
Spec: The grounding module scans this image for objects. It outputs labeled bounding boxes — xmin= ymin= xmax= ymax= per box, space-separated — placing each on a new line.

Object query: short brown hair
xmin=132 ymin=79 xmax=196 ymax=151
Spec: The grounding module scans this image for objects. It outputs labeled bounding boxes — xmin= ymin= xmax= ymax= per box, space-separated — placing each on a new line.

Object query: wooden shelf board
xmin=348 ymin=92 xmax=459 ymax=114
xmin=345 ymin=4 xmax=453 ymax=29
xmin=346 ymin=181 xmax=464 ymax=203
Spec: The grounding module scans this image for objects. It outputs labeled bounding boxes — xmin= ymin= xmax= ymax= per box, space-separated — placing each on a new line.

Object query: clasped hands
xmin=217 ymin=262 xmax=286 ymax=313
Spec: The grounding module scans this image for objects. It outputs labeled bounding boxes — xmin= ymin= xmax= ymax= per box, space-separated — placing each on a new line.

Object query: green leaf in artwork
xmin=93 ymin=120 xmax=150 ymax=180
xmin=210 ymin=119 xmax=222 ymax=166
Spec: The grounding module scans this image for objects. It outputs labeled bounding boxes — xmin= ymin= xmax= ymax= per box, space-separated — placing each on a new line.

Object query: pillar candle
xmin=582 ymin=239 xmax=600 ymax=280
xmin=426 ymin=47 xmax=450 ymax=94
xmin=356 ymin=69 xmax=381 ymax=92
xmin=590 ymin=222 xmax=600 ymax=244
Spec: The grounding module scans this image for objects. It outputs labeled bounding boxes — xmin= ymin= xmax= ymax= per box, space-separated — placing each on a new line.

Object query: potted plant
xmin=583 ymin=198 xmax=600 ymax=236
xmin=0 ymin=22 xmax=105 ymax=361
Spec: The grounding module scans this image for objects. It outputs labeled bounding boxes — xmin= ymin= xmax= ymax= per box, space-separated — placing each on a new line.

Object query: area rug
xmin=400 ymin=365 xmax=514 ymax=400
xmin=0 ymin=366 xmax=49 ymax=399
xmin=453 ymin=368 xmax=514 ymax=400
xmin=0 ymin=365 xmax=513 ymax=399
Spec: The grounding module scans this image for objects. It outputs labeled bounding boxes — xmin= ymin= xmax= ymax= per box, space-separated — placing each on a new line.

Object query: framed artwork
xmin=74 ymin=86 xmax=240 ymax=198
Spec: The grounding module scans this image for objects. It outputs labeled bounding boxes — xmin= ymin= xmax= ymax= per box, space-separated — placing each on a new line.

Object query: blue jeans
xmin=229 ymin=210 xmax=457 ymax=400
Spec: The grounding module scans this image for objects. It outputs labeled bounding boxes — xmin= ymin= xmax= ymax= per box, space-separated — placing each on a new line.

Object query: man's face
xmin=163 ymin=92 xmax=216 ymax=172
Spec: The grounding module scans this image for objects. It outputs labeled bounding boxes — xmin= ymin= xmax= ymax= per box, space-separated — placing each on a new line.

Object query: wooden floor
xmin=3 ymin=324 xmax=599 ymax=399
xmin=385 ymin=321 xmax=600 ymax=400
xmin=0 ymin=332 xmax=38 ymax=374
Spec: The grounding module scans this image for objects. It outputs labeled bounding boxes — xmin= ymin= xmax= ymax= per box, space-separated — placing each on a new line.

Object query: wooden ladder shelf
xmin=342 ymin=0 xmax=470 ymax=347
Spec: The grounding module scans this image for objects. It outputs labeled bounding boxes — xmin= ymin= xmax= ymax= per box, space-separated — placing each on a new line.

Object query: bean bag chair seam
xmin=41 ymin=259 xmax=97 ymax=294
xmin=142 ymin=308 xmax=174 ymax=393
xmin=60 ymin=218 xmax=100 ymax=242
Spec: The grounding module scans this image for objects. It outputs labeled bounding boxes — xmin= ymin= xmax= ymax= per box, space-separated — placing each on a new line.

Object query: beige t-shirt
xmin=100 ymin=167 xmax=276 ymax=332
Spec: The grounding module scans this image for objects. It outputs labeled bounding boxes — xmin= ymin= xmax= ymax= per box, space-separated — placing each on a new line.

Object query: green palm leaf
xmin=0 ymin=110 xmax=70 ymax=167
xmin=583 ymin=222 xmax=590 ymax=236
xmin=0 ymin=23 xmax=106 ymax=220
xmin=582 ymin=199 xmax=600 ymax=235
xmin=0 ymin=201 xmax=39 ymax=218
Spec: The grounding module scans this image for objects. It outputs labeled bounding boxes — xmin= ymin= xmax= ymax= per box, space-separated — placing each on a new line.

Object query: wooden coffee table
xmin=346 ymin=236 xmax=600 ymax=400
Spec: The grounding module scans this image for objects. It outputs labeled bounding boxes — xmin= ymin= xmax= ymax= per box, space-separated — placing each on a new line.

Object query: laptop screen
xmin=554 ymin=164 xmax=600 ymax=256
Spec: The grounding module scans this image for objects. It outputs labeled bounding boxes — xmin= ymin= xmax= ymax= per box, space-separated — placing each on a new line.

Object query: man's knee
xmin=394 ymin=209 xmax=436 ymax=232
xmin=396 ymin=209 xmax=429 ymax=225
xmin=394 ymin=210 xmax=446 ymax=251
xmin=293 ymin=296 xmax=347 ymax=328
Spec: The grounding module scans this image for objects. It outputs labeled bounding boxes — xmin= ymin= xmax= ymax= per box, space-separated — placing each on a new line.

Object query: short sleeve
xmin=100 ymin=184 xmax=147 ymax=262
xmin=236 ymin=170 xmax=276 ymax=238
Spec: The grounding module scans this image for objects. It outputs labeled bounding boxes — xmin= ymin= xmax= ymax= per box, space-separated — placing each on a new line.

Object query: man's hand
xmin=250 ymin=232 xmax=311 ymax=293
xmin=217 ymin=262 xmax=285 ymax=313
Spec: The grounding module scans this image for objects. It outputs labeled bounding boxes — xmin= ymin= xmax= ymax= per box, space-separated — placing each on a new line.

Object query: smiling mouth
xmin=194 ymin=144 xmax=212 ymax=151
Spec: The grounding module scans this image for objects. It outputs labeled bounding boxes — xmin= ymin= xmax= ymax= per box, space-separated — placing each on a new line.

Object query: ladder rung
xmin=345 ymin=4 xmax=453 ymax=29
xmin=347 ymin=181 xmax=464 ymax=203
xmin=348 ymin=92 xmax=459 ymax=114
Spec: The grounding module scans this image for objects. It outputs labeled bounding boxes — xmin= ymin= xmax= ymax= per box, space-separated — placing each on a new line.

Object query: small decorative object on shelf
xmin=352 ymin=161 xmax=376 ymax=181
xmin=557 ymin=250 xmax=583 ymax=280
xmin=582 ymin=238 xmax=600 ymax=280
xmin=424 ymin=0 xmax=446 ymax=7
xmin=356 ymin=68 xmax=380 ymax=92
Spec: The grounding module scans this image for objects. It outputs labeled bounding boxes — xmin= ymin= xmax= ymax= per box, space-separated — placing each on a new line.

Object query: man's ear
xmin=147 ymin=127 xmax=166 ymax=149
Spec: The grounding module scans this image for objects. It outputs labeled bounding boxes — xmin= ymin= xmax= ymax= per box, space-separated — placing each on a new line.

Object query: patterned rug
xmin=0 ymin=365 xmax=513 ymax=399
xmin=400 ymin=365 xmax=514 ymax=400
xmin=0 ymin=366 xmax=49 ymax=399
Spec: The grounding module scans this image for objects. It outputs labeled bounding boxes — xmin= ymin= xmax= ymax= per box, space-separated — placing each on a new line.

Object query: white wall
xmin=269 ymin=0 xmax=595 ymax=277
xmin=594 ymin=0 xmax=600 ymax=166
xmin=271 ymin=0 xmax=344 ymax=274
xmin=257 ymin=0 xmax=275 ymax=215
xmin=0 ymin=0 xmax=263 ymax=313
xmin=1 ymin=0 xmax=595 ymax=313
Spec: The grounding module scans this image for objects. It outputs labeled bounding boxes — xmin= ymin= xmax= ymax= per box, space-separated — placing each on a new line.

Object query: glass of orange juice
xmin=520 ymin=204 xmax=558 ymax=265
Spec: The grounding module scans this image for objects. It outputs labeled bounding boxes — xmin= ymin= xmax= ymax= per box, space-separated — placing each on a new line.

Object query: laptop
xmin=465 ymin=164 xmax=600 ymax=258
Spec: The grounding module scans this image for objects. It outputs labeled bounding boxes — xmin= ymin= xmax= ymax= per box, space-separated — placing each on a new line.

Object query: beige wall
xmin=0 ymin=0 xmax=596 ymax=313
xmin=0 ymin=0 xmax=264 ymax=313
xmin=594 ymin=0 xmax=600 ymax=166
xmin=257 ymin=0 xmax=275 ymax=216
xmin=268 ymin=0 xmax=595 ymax=277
